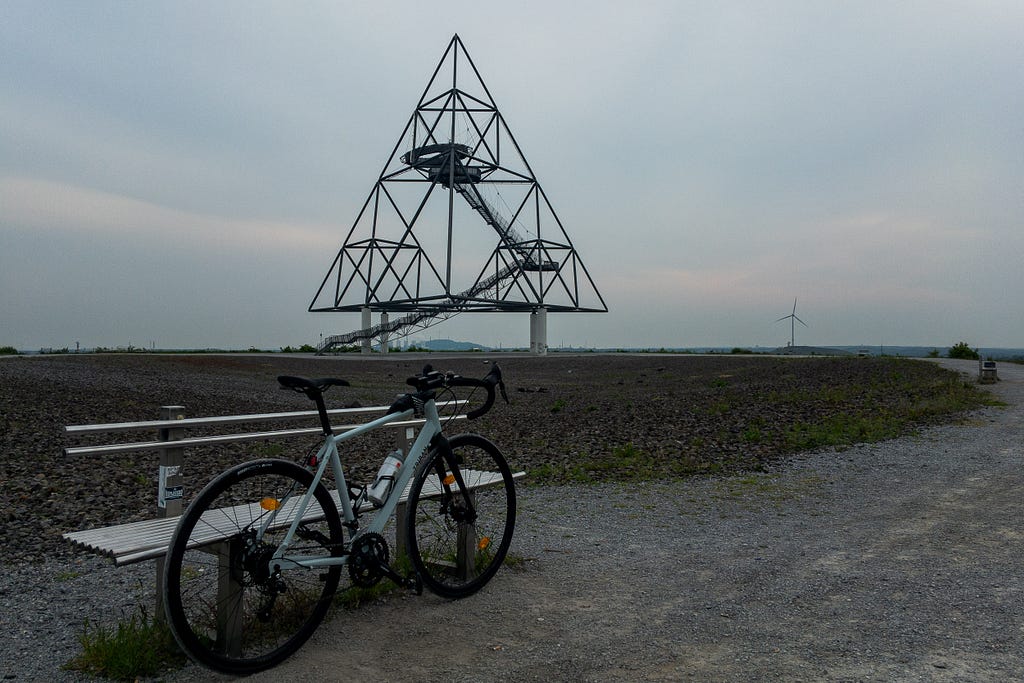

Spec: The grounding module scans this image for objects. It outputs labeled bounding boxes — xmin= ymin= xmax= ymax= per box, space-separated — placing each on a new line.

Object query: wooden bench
xmin=62 ymin=402 xmax=522 ymax=620
xmin=64 ymin=469 xmax=517 ymax=565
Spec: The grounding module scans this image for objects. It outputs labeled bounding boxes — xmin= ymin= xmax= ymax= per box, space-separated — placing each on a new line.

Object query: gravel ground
xmin=0 ymin=352 xmax=984 ymax=566
xmin=1 ymin=357 xmax=1021 ymax=681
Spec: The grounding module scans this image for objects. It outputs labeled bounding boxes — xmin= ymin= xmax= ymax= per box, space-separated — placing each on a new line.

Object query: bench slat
xmin=63 ymin=470 xmax=523 ymax=566
xmin=65 ymin=407 xmax=383 ymax=434
xmin=65 ymin=415 xmax=468 ymax=457
xmin=65 ymin=401 xmax=468 ymax=434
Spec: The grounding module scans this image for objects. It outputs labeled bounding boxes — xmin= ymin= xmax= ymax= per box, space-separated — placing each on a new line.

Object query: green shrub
xmin=0 ymin=346 xmax=18 ymax=355
xmin=948 ymin=342 xmax=980 ymax=360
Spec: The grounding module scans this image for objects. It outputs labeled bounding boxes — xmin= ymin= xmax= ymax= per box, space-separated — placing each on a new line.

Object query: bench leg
xmin=403 ymin=489 xmax=478 ymax=580
xmin=155 ymin=555 xmax=168 ymax=622
xmin=456 ymin=490 xmax=477 ymax=581
xmin=215 ymin=540 xmax=244 ymax=658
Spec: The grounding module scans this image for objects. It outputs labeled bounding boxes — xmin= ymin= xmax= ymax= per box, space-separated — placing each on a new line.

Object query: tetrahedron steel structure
xmin=310 ymin=35 xmax=606 ymax=353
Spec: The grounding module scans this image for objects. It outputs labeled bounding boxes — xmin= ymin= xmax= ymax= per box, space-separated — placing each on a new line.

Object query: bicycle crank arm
xmin=380 ymin=563 xmax=423 ymax=595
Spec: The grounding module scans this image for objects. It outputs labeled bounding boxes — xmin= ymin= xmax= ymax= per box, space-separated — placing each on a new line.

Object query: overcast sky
xmin=2 ymin=1 xmax=1022 ymax=351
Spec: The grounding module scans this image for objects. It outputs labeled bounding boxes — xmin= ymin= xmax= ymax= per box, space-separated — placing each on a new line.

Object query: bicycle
xmin=162 ymin=363 xmax=516 ymax=674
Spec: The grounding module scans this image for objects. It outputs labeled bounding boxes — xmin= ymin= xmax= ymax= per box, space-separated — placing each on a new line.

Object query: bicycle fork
xmin=429 ymin=434 xmax=477 ymax=525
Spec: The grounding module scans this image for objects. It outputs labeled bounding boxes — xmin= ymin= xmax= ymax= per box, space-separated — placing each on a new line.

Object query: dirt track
xmin=162 ymin=358 xmax=1023 ymax=682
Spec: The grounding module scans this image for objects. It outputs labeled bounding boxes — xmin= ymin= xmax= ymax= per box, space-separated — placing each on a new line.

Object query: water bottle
xmin=367 ymin=449 xmax=404 ymax=507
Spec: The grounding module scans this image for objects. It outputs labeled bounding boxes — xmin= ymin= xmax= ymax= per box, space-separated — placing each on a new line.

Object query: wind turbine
xmin=776 ymin=298 xmax=807 ymax=347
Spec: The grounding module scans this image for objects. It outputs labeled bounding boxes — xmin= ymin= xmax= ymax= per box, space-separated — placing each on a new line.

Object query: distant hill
xmin=407 ymin=342 xmax=1024 ymax=358
xmin=418 ymin=339 xmax=491 ymax=352
xmin=772 ymin=345 xmax=855 ymax=356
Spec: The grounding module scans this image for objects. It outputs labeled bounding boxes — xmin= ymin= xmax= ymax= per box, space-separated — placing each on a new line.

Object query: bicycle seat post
xmin=309 ymin=389 xmax=331 ymax=436
xmin=277 ymin=376 xmax=350 ymax=436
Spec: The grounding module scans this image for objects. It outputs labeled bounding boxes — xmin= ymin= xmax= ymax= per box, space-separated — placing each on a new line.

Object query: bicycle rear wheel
xmin=405 ymin=433 xmax=516 ymax=598
xmin=163 ymin=459 xmax=343 ymax=674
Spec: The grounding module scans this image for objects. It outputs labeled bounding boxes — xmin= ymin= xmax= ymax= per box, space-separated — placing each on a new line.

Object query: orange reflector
xmin=478 ymin=536 xmax=491 ymax=551
xmin=260 ymin=497 xmax=281 ymax=511
xmin=443 ymin=474 xmax=456 ymax=486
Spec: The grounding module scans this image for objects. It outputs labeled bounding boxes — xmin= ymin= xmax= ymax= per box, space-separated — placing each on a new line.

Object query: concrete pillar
xmin=529 ymin=310 xmax=538 ymax=354
xmin=530 ymin=308 xmax=548 ymax=355
xmin=361 ymin=307 xmax=372 ymax=354
xmin=380 ymin=312 xmax=389 ymax=354
xmin=536 ymin=307 xmax=548 ymax=356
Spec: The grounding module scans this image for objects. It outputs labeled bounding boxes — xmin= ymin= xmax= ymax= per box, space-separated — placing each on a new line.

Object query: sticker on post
xmin=158 ymin=465 xmax=183 ymax=508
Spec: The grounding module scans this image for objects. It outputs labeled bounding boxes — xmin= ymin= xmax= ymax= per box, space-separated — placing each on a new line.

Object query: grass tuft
xmin=65 ymin=607 xmax=184 ymax=681
xmin=527 ymin=361 xmax=995 ymax=486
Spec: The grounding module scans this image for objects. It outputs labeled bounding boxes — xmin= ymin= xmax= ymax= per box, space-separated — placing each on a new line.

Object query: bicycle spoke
xmin=407 ymin=434 xmax=515 ymax=598
xmin=164 ymin=460 xmax=343 ymax=674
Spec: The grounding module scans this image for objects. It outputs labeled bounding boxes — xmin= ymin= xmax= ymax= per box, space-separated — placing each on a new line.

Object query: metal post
xmin=380 ymin=312 xmax=390 ymax=354
xmin=154 ymin=405 xmax=185 ymax=620
xmin=394 ymin=425 xmax=416 ymax=558
xmin=396 ymin=425 xmax=415 ymax=456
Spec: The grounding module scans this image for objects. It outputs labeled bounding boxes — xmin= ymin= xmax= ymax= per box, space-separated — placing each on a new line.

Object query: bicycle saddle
xmin=277 ymin=376 xmax=350 ymax=395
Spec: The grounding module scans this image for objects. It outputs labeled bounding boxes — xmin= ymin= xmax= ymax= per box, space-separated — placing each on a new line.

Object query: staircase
xmin=317 ymin=262 xmax=521 ymax=352
xmin=454 ymin=183 xmax=555 ymax=271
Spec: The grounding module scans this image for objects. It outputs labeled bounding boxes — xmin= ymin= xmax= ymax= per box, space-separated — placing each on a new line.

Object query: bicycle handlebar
xmin=405 ymin=364 xmax=508 ymax=420
xmin=450 ymin=365 xmax=507 ymax=419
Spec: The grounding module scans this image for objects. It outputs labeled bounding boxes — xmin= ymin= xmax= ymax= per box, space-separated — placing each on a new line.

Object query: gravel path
xmin=2 ymin=358 xmax=1021 ymax=681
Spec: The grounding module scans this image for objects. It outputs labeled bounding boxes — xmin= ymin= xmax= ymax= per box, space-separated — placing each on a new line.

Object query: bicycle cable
xmin=438 ymin=383 xmax=481 ymax=430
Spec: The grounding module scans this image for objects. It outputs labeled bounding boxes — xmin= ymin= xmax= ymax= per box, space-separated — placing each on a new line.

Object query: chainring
xmin=348 ymin=532 xmax=390 ymax=588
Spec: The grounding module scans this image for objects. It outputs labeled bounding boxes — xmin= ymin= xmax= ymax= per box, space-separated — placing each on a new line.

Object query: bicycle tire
xmin=405 ymin=433 xmax=516 ymax=598
xmin=163 ymin=458 xmax=343 ymax=674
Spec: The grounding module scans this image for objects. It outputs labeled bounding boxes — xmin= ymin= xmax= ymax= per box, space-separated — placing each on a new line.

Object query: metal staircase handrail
xmin=454 ymin=183 xmax=536 ymax=265
xmin=318 ymin=262 xmax=521 ymax=351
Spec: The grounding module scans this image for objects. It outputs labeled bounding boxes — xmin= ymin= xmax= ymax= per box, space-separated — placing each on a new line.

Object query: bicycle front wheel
xmin=163 ymin=459 xmax=343 ymax=674
xmin=405 ymin=433 xmax=516 ymax=598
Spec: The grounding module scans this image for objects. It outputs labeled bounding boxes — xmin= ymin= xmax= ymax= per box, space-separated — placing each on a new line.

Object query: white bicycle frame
xmin=267 ymin=398 xmax=445 ymax=571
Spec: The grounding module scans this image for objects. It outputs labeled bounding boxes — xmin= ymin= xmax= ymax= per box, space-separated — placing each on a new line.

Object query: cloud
xmin=2 ymin=3 xmax=1022 ymax=349
xmin=1 ymin=176 xmax=336 ymax=253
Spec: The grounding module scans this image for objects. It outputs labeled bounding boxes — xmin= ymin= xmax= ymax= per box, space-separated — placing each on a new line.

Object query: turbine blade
xmin=795 ymin=316 xmax=808 ymax=327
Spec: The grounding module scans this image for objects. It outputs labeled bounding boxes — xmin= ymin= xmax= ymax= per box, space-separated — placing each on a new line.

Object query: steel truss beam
xmin=310 ymin=35 xmax=606 ymax=352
